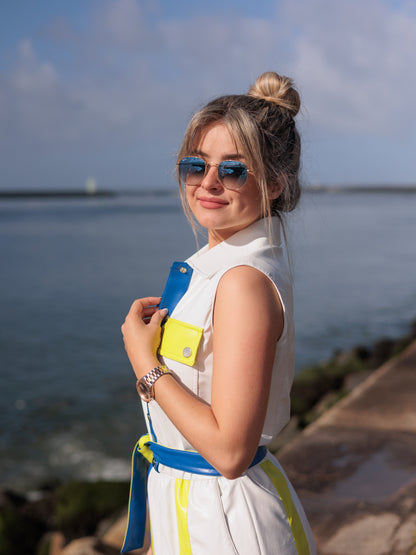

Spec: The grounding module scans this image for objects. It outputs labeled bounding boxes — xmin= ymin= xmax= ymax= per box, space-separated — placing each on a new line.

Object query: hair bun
xmin=248 ymin=71 xmax=300 ymax=117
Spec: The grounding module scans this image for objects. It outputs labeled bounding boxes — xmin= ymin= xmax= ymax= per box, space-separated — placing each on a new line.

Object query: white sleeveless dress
xmin=142 ymin=217 xmax=316 ymax=555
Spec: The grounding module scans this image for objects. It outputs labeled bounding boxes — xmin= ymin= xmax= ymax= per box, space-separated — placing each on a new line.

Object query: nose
xmin=200 ymin=164 xmax=223 ymax=191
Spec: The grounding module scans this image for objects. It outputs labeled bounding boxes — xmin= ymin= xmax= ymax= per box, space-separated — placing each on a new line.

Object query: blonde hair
xmin=177 ymin=71 xmax=301 ymax=231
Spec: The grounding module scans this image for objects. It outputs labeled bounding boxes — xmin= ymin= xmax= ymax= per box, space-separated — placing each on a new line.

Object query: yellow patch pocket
xmin=159 ymin=318 xmax=203 ymax=367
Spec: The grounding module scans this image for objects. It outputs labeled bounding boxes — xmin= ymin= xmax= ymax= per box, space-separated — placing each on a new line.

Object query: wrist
xmin=136 ymin=365 xmax=172 ymax=402
xmin=134 ymin=356 xmax=160 ymax=380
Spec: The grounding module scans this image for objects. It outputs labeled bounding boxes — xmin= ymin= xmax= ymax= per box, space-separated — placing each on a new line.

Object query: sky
xmin=1 ymin=0 xmax=416 ymax=191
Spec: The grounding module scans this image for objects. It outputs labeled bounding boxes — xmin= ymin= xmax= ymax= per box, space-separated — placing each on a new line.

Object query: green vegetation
xmin=291 ymin=355 xmax=366 ymax=425
xmin=0 ymin=503 xmax=46 ymax=555
xmin=0 ymin=481 xmax=130 ymax=555
xmin=291 ymin=327 xmax=415 ymax=429
xmin=54 ymin=480 xmax=129 ymax=538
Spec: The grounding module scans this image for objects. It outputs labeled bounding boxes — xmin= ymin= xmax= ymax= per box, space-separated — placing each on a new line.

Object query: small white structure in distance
xmin=85 ymin=177 xmax=98 ymax=195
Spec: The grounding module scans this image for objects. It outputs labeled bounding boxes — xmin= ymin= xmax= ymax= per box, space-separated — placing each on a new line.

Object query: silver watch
xmin=137 ymin=365 xmax=172 ymax=402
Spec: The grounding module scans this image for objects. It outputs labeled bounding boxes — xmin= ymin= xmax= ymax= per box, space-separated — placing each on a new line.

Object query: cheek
xmin=185 ymin=186 xmax=194 ymax=206
xmin=241 ymin=185 xmax=263 ymax=213
xmin=185 ymin=187 xmax=200 ymax=219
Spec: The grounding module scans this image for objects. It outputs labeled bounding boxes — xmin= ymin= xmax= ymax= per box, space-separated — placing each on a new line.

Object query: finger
xmin=128 ymin=297 xmax=162 ymax=317
xmin=142 ymin=306 xmax=160 ymax=319
xmin=149 ymin=308 xmax=168 ymax=327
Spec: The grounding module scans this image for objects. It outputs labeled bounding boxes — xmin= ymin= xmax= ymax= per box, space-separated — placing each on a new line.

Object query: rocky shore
xmin=1 ymin=322 xmax=415 ymax=555
xmin=279 ymin=336 xmax=416 ymax=554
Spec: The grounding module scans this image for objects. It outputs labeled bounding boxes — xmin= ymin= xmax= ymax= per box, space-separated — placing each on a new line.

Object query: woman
xmin=121 ymin=71 xmax=316 ymax=555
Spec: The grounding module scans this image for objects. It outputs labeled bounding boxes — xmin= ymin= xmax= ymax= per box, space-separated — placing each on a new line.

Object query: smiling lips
xmin=197 ymin=196 xmax=229 ymax=209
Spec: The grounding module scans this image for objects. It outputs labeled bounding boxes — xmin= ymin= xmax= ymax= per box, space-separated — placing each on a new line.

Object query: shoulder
xmin=218 ymin=264 xmax=274 ymax=292
xmin=215 ymin=265 xmax=283 ymax=339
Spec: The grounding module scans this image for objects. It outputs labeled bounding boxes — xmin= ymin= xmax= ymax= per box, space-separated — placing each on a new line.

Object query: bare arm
xmin=121 ymin=266 xmax=283 ymax=479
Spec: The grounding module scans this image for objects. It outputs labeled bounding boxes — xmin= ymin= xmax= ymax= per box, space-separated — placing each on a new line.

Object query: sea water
xmin=1 ymin=190 xmax=415 ymax=489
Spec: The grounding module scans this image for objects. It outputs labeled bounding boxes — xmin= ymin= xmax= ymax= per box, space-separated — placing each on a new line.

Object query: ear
xmin=268 ymin=179 xmax=283 ymax=201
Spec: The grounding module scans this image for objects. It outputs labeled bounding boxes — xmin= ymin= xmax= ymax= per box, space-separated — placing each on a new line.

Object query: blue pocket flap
xmin=159 ymin=262 xmax=193 ymax=315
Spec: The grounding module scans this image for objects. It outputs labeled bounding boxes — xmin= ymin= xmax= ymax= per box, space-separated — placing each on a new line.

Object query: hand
xmin=121 ymin=296 xmax=168 ymax=379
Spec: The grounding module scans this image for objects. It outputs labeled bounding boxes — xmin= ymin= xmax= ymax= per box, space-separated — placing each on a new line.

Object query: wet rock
xmin=369 ymin=338 xmax=396 ymax=368
xmin=60 ymin=537 xmax=106 ymax=555
xmin=36 ymin=531 xmax=66 ymax=555
xmin=0 ymin=489 xmax=47 ymax=555
xmin=0 ymin=481 xmax=130 ymax=555
xmin=100 ymin=509 xmax=150 ymax=554
xmin=54 ymin=481 xmax=129 ymax=539
xmin=100 ymin=513 xmax=128 ymax=549
xmin=59 ymin=535 xmax=145 ymax=555
xmin=48 ymin=531 xmax=66 ymax=555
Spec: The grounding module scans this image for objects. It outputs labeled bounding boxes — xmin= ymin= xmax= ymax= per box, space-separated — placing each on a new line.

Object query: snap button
xmin=179 ymin=266 xmax=187 ymax=274
xmin=182 ymin=347 xmax=192 ymax=358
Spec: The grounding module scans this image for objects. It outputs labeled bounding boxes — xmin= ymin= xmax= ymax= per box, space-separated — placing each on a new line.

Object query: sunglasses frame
xmin=178 ymin=156 xmax=254 ymax=190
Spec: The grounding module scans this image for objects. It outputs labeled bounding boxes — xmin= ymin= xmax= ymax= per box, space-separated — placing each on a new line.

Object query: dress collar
xmin=187 ymin=217 xmax=282 ymax=278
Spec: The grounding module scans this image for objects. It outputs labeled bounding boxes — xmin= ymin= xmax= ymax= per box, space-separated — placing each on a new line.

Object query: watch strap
xmin=137 ymin=365 xmax=171 ymax=401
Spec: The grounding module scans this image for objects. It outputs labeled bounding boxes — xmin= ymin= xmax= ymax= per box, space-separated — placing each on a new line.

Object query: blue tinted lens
xmin=179 ymin=157 xmax=206 ymax=184
xmin=218 ymin=161 xmax=248 ymax=188
xmin=179 ymin=157 xmax=249 ymax=189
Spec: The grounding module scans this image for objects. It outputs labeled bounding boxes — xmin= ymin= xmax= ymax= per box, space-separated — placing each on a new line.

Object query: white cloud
xmin=11 ymin=39 xmax=58 ymax=94
xmin=282 ymin=0 xmax=416 ymax=136
xmin=1 ymin=39 xmax=65 ymax=149
xmin=92 ymin=0 xmax=153 ymax=48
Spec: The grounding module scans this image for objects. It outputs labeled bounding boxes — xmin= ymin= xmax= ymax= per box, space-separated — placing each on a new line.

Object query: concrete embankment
xmin=279 ymin=340 xmax=416 ymax=555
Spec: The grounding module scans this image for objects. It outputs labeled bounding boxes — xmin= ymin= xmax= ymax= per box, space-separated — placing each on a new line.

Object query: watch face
xmin=137 ymin=380 xmax=151 ymax=402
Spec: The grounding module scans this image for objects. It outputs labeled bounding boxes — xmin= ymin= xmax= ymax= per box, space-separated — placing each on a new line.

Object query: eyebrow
xmin=191 ymin=149 xmax=246 ymax=161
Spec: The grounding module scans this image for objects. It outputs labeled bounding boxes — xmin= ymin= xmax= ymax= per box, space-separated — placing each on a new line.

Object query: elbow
xmin=221 ymin=466 xmax=245 ymax=480
xmin=214 ymin=450 xmax=255 ymax=480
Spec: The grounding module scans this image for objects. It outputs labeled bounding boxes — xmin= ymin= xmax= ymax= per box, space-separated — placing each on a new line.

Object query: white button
xmin=183 ymin=347 xmax=192 ymax=358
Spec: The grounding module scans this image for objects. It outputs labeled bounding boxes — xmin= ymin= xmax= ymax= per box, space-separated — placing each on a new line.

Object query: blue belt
xmin=121 ymin=433 xmax=267 ymax=553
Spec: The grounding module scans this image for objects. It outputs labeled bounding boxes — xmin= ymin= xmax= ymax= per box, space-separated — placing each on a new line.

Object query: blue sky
xmin=1 ymin=0 xmax=415 ymax=190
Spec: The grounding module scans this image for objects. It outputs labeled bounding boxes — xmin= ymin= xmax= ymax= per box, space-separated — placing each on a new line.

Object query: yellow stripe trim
xmin=261 ymin=460 xmax=311 ymax=555
xmin=138 ymin=433 xmax=153 ymax=464
xmin=150 ymin=513 xmax=155 ymax=555
xmin=175 ymin=478 xmax=192 ymax=554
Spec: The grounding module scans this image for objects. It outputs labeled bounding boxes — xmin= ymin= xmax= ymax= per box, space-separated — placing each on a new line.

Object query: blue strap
xmin=159 ymin=261 xmax=193 ymax=315
xmin=122 ymin=262 xmax=193 ymax=552
xmin=120 ymin=440 xmax=147 ymax=553
xmin=120 ymin=436 xmax=267 ymax=552
xmin=150 ymin=440 xmax=267 ymax=475
xmin=146 ymin=403 xmax=157 ymax=443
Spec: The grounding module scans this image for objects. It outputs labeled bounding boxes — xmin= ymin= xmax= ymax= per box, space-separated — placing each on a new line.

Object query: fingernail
xmin=160 ymin=308 xmax=169 ymax=316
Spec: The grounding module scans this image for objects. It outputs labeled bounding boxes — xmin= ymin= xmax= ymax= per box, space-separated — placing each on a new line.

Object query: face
xmin=185 ymin=123 xmax=263 ymax=248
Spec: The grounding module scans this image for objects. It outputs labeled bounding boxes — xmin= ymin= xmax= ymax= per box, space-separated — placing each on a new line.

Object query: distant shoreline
xmin=305 ymin=184 xmax=416 ymax=193
xmin=0 ymin=184 xmax=416 ymax=199
xmin=0 ymin=189 xmax=116 ymax=199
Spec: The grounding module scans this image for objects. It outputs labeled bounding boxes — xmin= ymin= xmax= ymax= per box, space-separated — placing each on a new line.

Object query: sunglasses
xmin=178 ymin=156 xmax=254 ymax=190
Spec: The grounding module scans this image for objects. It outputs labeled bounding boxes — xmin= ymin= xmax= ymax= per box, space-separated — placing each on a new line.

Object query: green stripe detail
xmin=261 ymin=460 xmax=310 ymax=555
xmin=175 ymin=478 xmax=193 ymax=554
